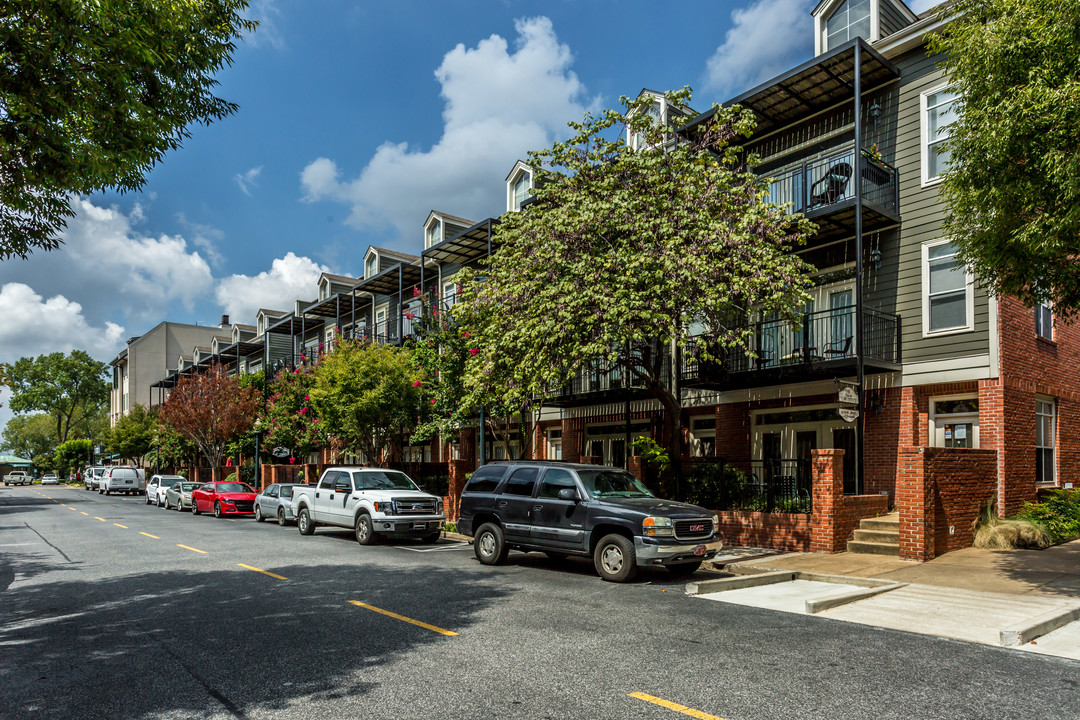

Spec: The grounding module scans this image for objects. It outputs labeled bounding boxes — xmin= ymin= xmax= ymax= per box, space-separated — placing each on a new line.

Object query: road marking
xmin=348 ymin=601 xmax=458 ymax=636
xmin=113 ymin=523 xmax=128 ymax=529
xmin=80 ymin=512 xmax=89 ymax=516
xmin=392 ymin=543 xmax=471 ymax=553
xmin=628 ymin=692 xmax=727 ymax=720
xmin=177 ymin=544 xmax=207 ymax=554
xmin=94 ymin=517 xmax=106 ymax=522
xmin=237 ymin=563 xmax=287 ymax=580
xmin=139 ymin=532 xmax=159 ymax=539
xmin=60 ymin=504 xmax=67 ymax=507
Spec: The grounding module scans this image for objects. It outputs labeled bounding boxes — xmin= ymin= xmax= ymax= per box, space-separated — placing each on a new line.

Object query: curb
xmin=804 ymin=583 xmax=907 ymax=614
xmin=441 ymin=530 xmax=472 ymax=543
xmin=685 ymin=570 xmax=795 ymax=596
xmin=1000 ymin=602 xmax=1080 ymax=647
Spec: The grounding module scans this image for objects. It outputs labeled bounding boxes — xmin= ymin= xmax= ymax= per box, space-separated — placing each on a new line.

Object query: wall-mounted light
xmin=868 ymin=101 xmax=882 ymax=126
xmin=870 ymin=247 xmax=882 ymax=270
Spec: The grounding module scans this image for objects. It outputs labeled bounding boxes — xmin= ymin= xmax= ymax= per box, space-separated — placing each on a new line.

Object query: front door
xmin=833 ymin=428 xmax=857 ymax=494
xmin=530 ymin=468 xmax=588 ymax=551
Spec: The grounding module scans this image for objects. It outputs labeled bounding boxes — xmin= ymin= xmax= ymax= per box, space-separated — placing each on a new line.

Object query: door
xmin=530 ymin=468 xmax=588 ymax=551
xmin=496 ymin=467 xmax=539 ymax=542
xmin=827 ymin=290 xmax=854 ymax=359
xmin=762 ymin=432 xmax=782 ymax=477
xmin=833 ymin=428 xmax=857 ymax=494
xmin=316 ymin=471 xmax=339 ymax=522
xmin=333 ymin=472 xmax=355 ymax=525
xmin=795 ymin=431 xmax=817 ymax=490
xmin=265 ymin=485 xmax=280 ymax=516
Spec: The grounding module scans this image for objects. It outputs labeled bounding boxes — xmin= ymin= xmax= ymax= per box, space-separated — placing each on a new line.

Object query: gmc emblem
xmin=689 ymin=524 xmax=705 ymax=532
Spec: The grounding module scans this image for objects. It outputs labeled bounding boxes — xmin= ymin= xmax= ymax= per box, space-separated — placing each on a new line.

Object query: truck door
xmin=333 ymin=472 xmax=355 ymax=525
xmin=316 ymin=471 xmax=340 ymax=523
xmin=496 ymin=467 xmax=538 ymax=543
xmin=530 ymin=468 xmax=588 ymax=551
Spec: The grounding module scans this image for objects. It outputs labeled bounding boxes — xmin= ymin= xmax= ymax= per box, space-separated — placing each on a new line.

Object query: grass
xmin=973 ymin=489 xmax=1080 ymax=549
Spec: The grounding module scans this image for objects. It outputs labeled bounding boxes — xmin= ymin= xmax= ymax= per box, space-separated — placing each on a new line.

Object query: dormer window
xmin=512 ymin=171 xmax=531 ymax=211
xmin=426 ymin=220 xmax=441 ymax=249
xmin=824 ymin=0 xmax=870 ymax=50
xmin=365 ymin=253 xmax=378 ymax=279
xmin=319 ymin=279 xmax=330 ymax=301
xmin=631 ymin=100 xmax=663 ymax=151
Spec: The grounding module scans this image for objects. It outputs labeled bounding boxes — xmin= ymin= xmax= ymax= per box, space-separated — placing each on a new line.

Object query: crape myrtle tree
xmin=262 ymin=365 xmax=325 ymax=465
xmin=309 ymin=339 xmax=424 ymax=465
xmin=929 ymin=0 xmax=1080 ymax=314
xmin=158 ymin=364 xmax=260 ymax=469
xmin=6 ymin=350 xmax=108 ymax=445
xmin=457 ymin=89 xmax=815 ymax=473
xmin=147 ymin=419 xmax=195 ymax=472
xmin=0 ymin=0 xmax=258 ymax=259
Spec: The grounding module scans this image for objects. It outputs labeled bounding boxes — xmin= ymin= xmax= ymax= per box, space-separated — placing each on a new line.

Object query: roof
xmin=0 ymin=454 xmax=32 ymax=465
xmin=369 ymin=246 xmax=420 ymax=264
xmin=421 ymin=218 xmax=498 ymax=266
xmin=232 ymin=323 xmax=256 ymax=332
xmin=257 ymin=308 xmax=289 ymax=318
xmin=320 ymin=272 xmax=361 ymax=285
xmin=425 ymin=211 xmax=476 ymax=229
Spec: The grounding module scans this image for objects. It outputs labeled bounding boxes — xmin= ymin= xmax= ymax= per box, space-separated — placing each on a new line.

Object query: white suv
xmin=100 ymin=467 xmax=145 ymax=496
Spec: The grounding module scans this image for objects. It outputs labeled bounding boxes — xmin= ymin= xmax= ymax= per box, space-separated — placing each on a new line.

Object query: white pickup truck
xmin=3 ymin=470 xmax=33 ymax=486
xmin=292 ymin=467 xmax=444 ymax=545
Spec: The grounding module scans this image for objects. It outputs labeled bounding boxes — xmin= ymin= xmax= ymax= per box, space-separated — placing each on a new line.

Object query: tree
xmin=6 ymin=350 xmax=108 ymax=444
xmin=263 ymin=365 xmax=324 ymax=464
xmin=147 ymin=419 xmax=194 ymax=472
xmin=158 ymin=364 xmax=260 ymax=468
xmin=1 ymin=412 xmax=56 ymax=461
xmin=107 ymin=404 xmax=155 ymax=466
xmin=0 ymin=0 xmax=258 ymax=259
xmin=54 ymin=438 xmax=92 ymax=477
xmin=929 ymin=0 xmax=1080 ymax=314
xmin=458 ymin=89 xmax=814 ymax=469
xmin=309 ymin=340 xmax=424 ymax=465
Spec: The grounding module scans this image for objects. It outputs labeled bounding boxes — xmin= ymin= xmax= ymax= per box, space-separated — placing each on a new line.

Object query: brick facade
xmin=809 ymin=449 xmax=889 ymax=553
xmin=715 ymin=511 xmax=811 ymax=551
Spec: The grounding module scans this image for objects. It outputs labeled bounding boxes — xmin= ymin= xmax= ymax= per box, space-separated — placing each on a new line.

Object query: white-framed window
xmin=921 ymin=84 xmax=959 ymax=186
xmin=365 ymin=253 xmax=378 ymax=279
xmin=690 ymin=416 xmax=716 ymax=458
xmin=630 ymin=100 xmax=663 ymax=151
xmin=547 ymin=428 xmax=562 ymax=461
xmin=1036 ymin=397 xmax=1056 ymax=485
xmin=325 ymin=327 xmax=336 ymax=352
xmin=922 ymin=240 xmax=974 ymax=336
xmin=930 ymin=396 xmax=979 ymax=449
xmin=426 ymin=219 xmax=441 ymax=249
xmin=442 ymin=280 xmax=458 ymax=309
xmin=319 ymin=280 xmax=330 ymax=301
xmin=1036 ymin=300 xmax=1053 ymax=340
xmin=824 ymin=0 xmax=871 ymax=50
xmin=511 ymin=171 xmax=531 ymax=211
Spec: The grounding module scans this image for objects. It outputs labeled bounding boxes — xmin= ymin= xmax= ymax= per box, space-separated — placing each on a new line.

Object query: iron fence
xmin=676 ymin=458 xmax=812 ymax=513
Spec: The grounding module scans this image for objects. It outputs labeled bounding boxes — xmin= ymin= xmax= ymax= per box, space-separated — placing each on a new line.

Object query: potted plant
xmin=860 ymin=143 xmax=892 ymax=185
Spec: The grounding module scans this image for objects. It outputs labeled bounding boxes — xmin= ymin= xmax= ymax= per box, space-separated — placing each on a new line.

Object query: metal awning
xmin=681 ymin=38 xmax=899 ymax=139
xmin=421 ymin=219 xmax=497 ymax=266
xmin=354 ymin=263 xmax=422 ymax=297
xmin=302 ymin=292 xmax=371 ymax=319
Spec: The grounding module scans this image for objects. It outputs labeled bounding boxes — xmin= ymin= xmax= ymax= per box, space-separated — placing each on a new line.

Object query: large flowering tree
xmin=158 ymin=364 xmax=260 ymax=468
xmin=263 ymin=365 xmax=324 ymax=464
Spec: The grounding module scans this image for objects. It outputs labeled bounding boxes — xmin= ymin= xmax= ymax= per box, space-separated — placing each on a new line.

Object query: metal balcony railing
xmin=763 ymin=146 xmax=897 ymax=216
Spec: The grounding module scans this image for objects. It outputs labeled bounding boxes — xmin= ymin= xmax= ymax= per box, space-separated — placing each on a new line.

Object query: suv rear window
xmin=499 ymin=467 xmax=538 ymax=496
xmin=464 ymin=466 xmax=506 ymax=494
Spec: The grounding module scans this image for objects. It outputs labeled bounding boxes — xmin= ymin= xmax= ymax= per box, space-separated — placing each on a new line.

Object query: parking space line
xmin=177 ymin=544 xmax=207 ymax=554
xmin=348 ymin=601 xmax=458 ymax=636
xmin=628 ymin=692 xmax=726 ymax=720
xmin=139 ymin=532 xmax=159 ymax=539
xmin=237 ymin=563 xmax=287 ymax=580
xmin=113 ymin=523 xmax=128 ymax=529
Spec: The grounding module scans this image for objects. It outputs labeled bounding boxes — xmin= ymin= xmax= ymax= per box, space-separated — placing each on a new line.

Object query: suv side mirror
xmin=557 ymin=488 xmax=580 ymax=502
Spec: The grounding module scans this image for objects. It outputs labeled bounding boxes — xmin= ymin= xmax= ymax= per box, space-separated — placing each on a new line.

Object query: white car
xmin=41 ymin=474 xmax=59 ymax=485
xmin=146 ymin=474 xmax=185 ymax=506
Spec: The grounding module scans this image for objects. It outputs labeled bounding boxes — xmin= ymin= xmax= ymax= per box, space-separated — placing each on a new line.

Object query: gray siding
xmin=878 ymin=0 xmax=912 ymax=38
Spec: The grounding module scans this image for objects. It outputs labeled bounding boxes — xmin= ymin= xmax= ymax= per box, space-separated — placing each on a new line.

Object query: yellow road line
xmin=80 ymin=512 xmax=89 ymax=516
xmin=177 ymin=544 xmax=207 ymax=554
xmin=113 ymin=523 xmax=128 ymax=529
xmin=628 ymin=692 xmax=726 ymax=720
xmin=60 ymin=504 xmax=67 ymax=507
xmin=94 ymin=517 xmax=106 ymax=522
xmin=139 ymin=532 xmax=159 ymax=539
xmin=348 ymin=601 xmax=458 ymax=636
xmin=237 ymin=563 xmax=287 ymax=580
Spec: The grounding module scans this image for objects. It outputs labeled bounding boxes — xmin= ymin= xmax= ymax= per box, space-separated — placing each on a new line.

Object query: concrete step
xmin=853 ymin=529 xmax=899 ymax=544
xmin=860 ymin=516 xmax=900 ymax=532
xmin=847 ymin=540 xmax=900 ymax=556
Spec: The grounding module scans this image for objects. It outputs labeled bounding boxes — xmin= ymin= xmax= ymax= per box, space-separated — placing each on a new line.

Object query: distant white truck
xmin=292 ymin=467 xmax=444 ymax=545
xmin=3 ymin=470 xmax=33 ymax=486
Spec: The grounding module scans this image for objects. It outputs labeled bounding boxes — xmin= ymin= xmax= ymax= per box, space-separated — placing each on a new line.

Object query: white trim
xmin=929 ymin=393 xmax=980 ymax=449
xmin=920 ymin=81 xmax=957 ymax=188
xmin=988 ymin=295 xmax=1000 ymax=378
xmin=1035 ymin=396 xmax=1057 ymax=486
xmin=424 ymin=216 xmax=442 ymax=250
xmin=899 ymin=357 xmax=991 ymax=386
xmin=364 ymin=250 xmax=379 ymax=279
xmin=870 ymin=0 xmax=880 ymax=42
xmin=922 ymin=239 xmax=974 ymax=337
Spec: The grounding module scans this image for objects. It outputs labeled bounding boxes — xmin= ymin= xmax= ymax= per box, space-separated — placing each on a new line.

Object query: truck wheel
xmin=474 ymin=523 xmax=508 ymax=565
xmin=254 ymin=505 xmax=264 ymax=522
xmin=355 ymin=513 xmax=377 ymax=545
xmin=297 ymin=508 xmax=315 ymax=535
xmin=666 ymin=561 xmax=702 ymax=577
xmin=593 ymin=534 xmax=638 ymax=583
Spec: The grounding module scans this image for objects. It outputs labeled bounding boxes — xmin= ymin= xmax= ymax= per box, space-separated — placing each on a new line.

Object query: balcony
xmin=763 ymin=148 xmax=900 ymax=244
xmin=546 ymin=349 xmax=673 ymax=408
xmin=682 ymin=305 xmax=901 ymax=391
xmin=351 ymin=315 xmax=421 ymax=346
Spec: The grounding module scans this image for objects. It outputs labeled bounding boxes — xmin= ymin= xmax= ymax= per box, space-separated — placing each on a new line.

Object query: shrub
xmin=1014 ymin=489 xmax=1080 ymax=544
xmin=239 ymin=465 xmax=256 ymax=486
xmin=973 ymin=501 xmax=1051 ymax=549
xmin=223 ymin=471 xmax=237 ymax=484
xmin=443 ymin=522 xmax=457 ymax=533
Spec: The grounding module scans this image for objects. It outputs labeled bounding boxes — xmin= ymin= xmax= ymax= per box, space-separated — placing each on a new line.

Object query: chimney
xmin=220 ymin=314 xmax=230 ymax=328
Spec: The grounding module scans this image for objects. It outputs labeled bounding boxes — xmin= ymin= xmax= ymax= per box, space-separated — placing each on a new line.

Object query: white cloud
xmin=704 ymin=0 xmax=815 ymax=99
xmin=245 ymin=0 xmax=285 ymax=50
xmin=214 ymin=252 xmax=328 ymax=324
xmin=300 ymin=16 xmax=598 ymax=237
xmin=0 ymin=283 xmax=125 ymax=362
xmin=234 ymin=165 xmax=263 ymax=196
xmin=175 ymin=212 xmax=226 ymax=267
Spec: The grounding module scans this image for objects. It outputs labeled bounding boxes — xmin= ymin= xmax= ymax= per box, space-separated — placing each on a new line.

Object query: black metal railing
xmin=548 ymin=347 xmax=673 ymax=401
xmin=683 ymin=305 xmax=899 ymax=381
xmin=676 ymin=458 xmax=811 ymax=513
xmin=764 ymin=146 xmax=897 ymax=216
xmin=349 ymin=315 xmax=423 ymax=345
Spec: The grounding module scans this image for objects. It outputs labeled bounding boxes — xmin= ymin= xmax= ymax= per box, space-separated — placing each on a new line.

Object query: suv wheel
xmin=297 ymin=508 xmax=315 ymax=535
xmin=355 ymin=513 xmax=376 ymax=545
xmin=474 ymin=523 xmax=508 ymax=565
xmin=593 ymin=534 xmax=637 ymax=583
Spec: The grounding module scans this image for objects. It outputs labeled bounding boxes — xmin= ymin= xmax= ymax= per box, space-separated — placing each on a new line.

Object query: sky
xmin=0 ymin=0 xmax=937 ymax=429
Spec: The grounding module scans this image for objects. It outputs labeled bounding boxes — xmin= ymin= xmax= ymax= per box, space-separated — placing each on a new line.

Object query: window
xmin=690 ymin=417 xmax=716 ymax=458
xmin=1036 ymin=300 xmax=1053 ymax=340
xmin=923 ymin=241 xmax=973 ymax=335
xmin=443 ymin=280 xmax=457 ymax=308
xmin=1036 ymin=398 xmax=1056 ymax=484
xmin=334 ymin=474 xmax=352 ymax=493
xmin=631 ymin=101 xmax=662 ymax=151
xmin=512 ymin=171 xmax=531 ymax=210
xmin=500 ymin=467 xmax=538 ymax=496
xmin=547 ymin=429 xmax=562 ymax=461
xmin=266 ymin=485 xmax=279 ymax=498
xmin=538 ymin=469 xmax=578 ymax=499
xmin=922 ymin=85 xmax=959 ymax=184
xmin=319 ymin=472 xmax=337 ymax=489
xmin=931 ymin=396 xmax=979 ymax=449
xmin=365 ymin=254 xmax=378 ymax=279
xmin=464 ymin=466 xmax=505 ymax=494
xmin=825 ymin=0 xmax=870 ymax=49
xmin=426 ymin=220 xmax=441 ymax=249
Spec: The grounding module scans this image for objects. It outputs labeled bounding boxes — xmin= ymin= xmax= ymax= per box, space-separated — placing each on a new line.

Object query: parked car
xmin=457 ymin=461 xmax=723 ymax=583
xmin=4 ymin=470 xmax=33 ymax=486
xmin=146 ymin=474 xmax=185 ymax=506
xmin=191 ymin=481 xmax=257 ymax=518
xmin=291 ymin=467 xmax=443 ymax=544
xmin=99 ymin=467 xmax=145 ymax=495
xmin=165 ymin=481 xmax=200 ymax=511
xmin=41 ymin=474 xmax=59 ymax=485
xmin=85 ymin=466 xmax=107 ymax=490
xmin=254 ymin=483 xmax=303 ymax=525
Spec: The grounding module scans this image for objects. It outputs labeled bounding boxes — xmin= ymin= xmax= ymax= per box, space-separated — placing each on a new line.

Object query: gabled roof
xmin=368 ymin=246 xmax=420 ymax=264
xmin=423 ymin=210 xmax=476 ymax=229
xmin=232 ymin=323 xmax=256 ymax=332
xmin=505 ymin=160 xmax=533 ymax=182
xmin=320 ymin=272 xmax=361 ymax=285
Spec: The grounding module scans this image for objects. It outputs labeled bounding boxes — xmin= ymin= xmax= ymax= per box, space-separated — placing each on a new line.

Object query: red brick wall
xmin=864 ymin=387 xmax=902 ymax=500
xmin=810 ymin=449 xmax=889 ymax=553
xmin=715 ymin=511 xmax=811 ymax=551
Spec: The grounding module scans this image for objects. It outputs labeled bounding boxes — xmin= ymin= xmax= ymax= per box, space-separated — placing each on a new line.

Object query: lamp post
xmin=253 ymin=430 xmax=265 ymax=489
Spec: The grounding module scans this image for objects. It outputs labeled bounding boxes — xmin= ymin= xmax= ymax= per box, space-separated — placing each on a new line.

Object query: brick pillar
xmin=628 ymin=455 xmax=646 ymax=483
xmin=978 ymin=378 xmax=1006 ymax=516
xmin=810 ymin=448 xmax=845 ymax=553
xmin=561 ymin=418 xmax=583 ymax=463
xmin=897 ymin=446 xmax=933 ymax=561
xmin=303 ymin=462 xmax=317 ymax=485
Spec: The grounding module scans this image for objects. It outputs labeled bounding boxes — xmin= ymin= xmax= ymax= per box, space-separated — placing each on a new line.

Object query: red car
xmin=191 ymin=481 xmax=258 ymax=518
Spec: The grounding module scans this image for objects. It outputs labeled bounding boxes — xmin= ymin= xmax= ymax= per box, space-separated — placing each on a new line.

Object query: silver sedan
xmin=254 ymin=483 xmax=302 ymax=526
xmin=164 ymin=481 xmax=200 ymax=511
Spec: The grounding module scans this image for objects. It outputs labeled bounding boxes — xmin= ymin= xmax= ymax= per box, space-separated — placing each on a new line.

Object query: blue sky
xmin=0 ymin=0 xmax=935 ymax=403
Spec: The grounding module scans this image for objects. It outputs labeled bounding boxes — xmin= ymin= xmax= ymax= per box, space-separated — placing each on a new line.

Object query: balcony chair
xmin=809 ymin=162 xmax=852 ymax=207
xmin=822 ymin=335 xmax=853 ymax=359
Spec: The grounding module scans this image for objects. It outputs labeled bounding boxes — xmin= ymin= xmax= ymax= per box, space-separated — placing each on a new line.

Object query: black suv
xmin=457 ymin=461 xmax=722 ymax=582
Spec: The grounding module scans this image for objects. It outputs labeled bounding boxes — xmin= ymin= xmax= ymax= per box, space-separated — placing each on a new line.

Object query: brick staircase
xmin=847 ymin=511 xmax=900 ymax=556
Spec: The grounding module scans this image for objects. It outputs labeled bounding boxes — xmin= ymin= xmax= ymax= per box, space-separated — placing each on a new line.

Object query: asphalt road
xmin=1 ymin=484 xmax=1078 ymax=720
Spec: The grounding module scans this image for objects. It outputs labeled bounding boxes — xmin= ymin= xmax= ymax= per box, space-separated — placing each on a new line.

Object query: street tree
xmin=458 ymin=89 xmax=815 ymax=470
xmin=929 ymin=0 xmax=1080 ymax=313
xmin=53 ymin=438 xmax=92 ymax=477
xmin=0 ymin=0 xmax=258 ymax=259
xmin=107 ymin=404 xmax=156 ymax=466
xmin=309 ymin=340 xmax=424 ymax=465
xmin=1 ymin=412 xmax=56 ymax=461
xmin=147 ymin=419 xmax=194 ymax=472
xmin=6 ymin=350 xmax=108 ymax=444
xmin=263 ymin=365 xmax=324 ymax=464
xmin=158 ymin=364 xmax=260 ymax=469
